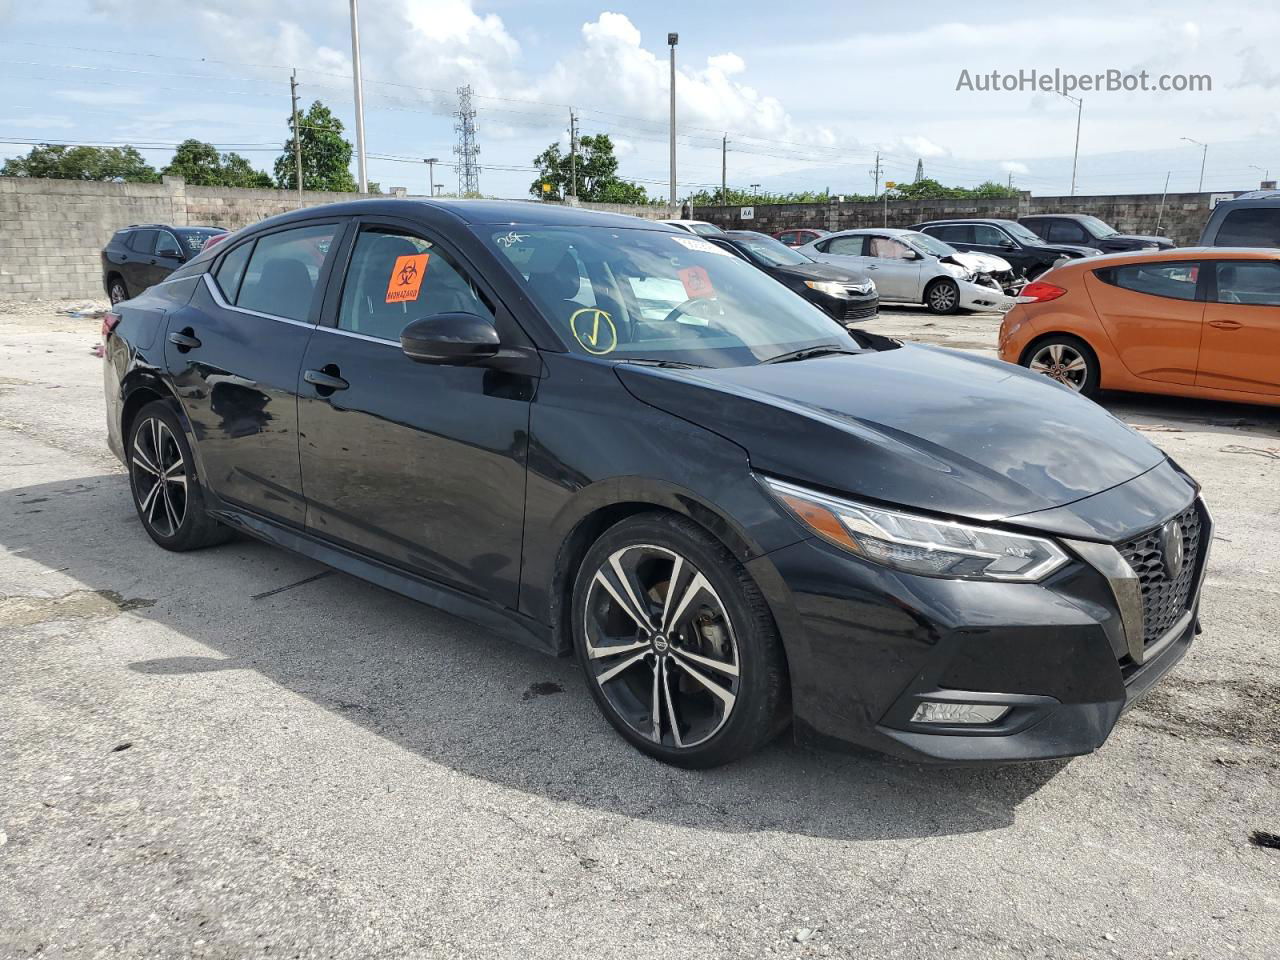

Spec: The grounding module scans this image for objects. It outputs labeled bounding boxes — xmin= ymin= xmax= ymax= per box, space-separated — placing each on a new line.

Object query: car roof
xmin=833 ymin=227 xmax=916 ymax=236
xmin=915 ymin=218 xmax=1019 ymax=227
xmin=660 ymin=218 xmax=718 ymax=226
xmin=1225 ymin=190 xmax=1280 ymax=202
xmin=1049 ymin=246 xmax=1280 ymax=270
xmin=242 ymin=198 xmax=681 ymax=233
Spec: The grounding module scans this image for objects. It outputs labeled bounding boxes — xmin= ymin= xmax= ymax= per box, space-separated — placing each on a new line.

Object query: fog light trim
xmin=911 ymin=701 xmax=1011 ymax=725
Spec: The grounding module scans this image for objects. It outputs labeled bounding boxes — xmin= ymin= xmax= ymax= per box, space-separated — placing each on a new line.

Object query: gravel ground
xmin=1 ymin=300 xmax=1277 ymax=960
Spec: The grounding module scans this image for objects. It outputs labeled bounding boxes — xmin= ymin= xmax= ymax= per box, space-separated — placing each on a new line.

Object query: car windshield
xmin=486 ymin=226 xmax=854 ymax=367
xmin=901 ymin=231 xmax=954 ymax=257
xmin=729 ymin=233 xmax=812 ymax=267
xmin=689 ymin=222 xmax=724 ymax=236
xmin=176 ymin=228 xmax=227 ymax=256
xmin=1079 ymin=215 xmax=1119 ymax=238
xmin=1004 ymin=222 xmax=1046 ymax=245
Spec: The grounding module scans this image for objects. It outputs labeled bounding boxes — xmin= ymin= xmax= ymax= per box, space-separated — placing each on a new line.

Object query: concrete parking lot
xmin=1 ymin=299 xmax=1276 ymax=959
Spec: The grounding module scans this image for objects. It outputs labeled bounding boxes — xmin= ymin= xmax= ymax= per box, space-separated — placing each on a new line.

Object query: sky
xmin=1 ymin=0 xmax=1278 ymax=200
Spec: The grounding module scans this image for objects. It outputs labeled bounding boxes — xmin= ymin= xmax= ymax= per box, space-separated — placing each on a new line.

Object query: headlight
xmin=804 ymin=279 xmax=853 ymax=299
xmin=762 ymin=477 xmax=1069 ymax=582
xmin=941 ymin=263 xmax=974 ymax=281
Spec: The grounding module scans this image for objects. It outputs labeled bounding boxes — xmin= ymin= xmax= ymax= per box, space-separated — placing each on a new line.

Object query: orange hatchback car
xmin=999 ymin=248 xmax=1280 ymax=405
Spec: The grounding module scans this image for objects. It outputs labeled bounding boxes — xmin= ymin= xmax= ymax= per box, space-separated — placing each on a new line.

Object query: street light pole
xmin=1181 ymin=137 xmax=1207 ymax=192
xmin=423 ymin=157 xmax=438 ymax=197
xmin=668 ymin=32 xmax=678 ymax=210
xmin=1060 ymin=92 xmax=1082 ymax=195
xmin=349 ymin=0 xmax=369 ymax=193
xmin=1250 ymin=164 xmax=1269 ymax=185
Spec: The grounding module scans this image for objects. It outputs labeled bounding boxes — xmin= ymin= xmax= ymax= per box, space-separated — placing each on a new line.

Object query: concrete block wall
xmin=693 ymin=191 xmax=1241 ymax=247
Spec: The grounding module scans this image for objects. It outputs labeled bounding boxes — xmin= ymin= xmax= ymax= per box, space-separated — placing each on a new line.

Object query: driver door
xmin=862 ymin=235 xmax=923 ymax=301
xmin=296 ymin=218 xmax=537 ymax=607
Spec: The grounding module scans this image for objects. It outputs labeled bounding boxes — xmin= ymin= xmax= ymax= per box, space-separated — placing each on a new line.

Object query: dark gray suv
xmin=102 ymin=224 xmax=227 ymax=304
xmin=1199 ymin=191 xmax=1280 ymax=248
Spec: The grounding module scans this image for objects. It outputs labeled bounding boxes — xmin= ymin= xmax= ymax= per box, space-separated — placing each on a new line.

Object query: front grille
xmin=1118 ymin=503 xmax=1203 ymax=647
xmin=842 ymin=298 xmax=878 ymax=321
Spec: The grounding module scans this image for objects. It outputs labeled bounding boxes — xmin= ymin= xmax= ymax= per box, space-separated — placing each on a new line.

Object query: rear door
xmin=1196 ymin=259 xmax=1280 ymax=396
xmin=165 ymin=219 xmax=347 ymax=526
xmin=296 ymin=218 xmax=535 ymax=607
xmin=125 ymin=229 xmax=159 ymax=291
xmin=1084 ymin=260 xmax=1205 ymax=384
xmin=808 ymin=233 xmax=864 ymax=267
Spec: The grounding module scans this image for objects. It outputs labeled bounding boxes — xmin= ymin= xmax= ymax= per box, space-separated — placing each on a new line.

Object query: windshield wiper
xmin=760 ymin=345 xmax=859 ymax=365
xmin=615 ymin=357 xmax=710 ymax=369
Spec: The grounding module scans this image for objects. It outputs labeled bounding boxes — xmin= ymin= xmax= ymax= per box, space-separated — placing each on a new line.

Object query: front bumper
xmin=805 ymin=289 xmax=879 ymax=323
xmin=747 ymin=498 xmax=1210 ymax=764
xmin=957 ymin=278 xmax=1015 ymax=313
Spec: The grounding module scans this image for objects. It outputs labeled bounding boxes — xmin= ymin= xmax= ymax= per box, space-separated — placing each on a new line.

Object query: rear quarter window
xmin=1096 ymin=262 xmax=1200 ymax=301
xmin=1213 ymin=208 xmax=1280 ymax=247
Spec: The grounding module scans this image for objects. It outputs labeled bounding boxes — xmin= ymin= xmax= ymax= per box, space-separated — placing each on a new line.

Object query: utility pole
xmin=1155 ymin=171 xmax=1171 ymax=234
xmin=423 ymin=157 xmax=438 ymax=197
xmin=1250 ymin=163 xmax=1269 ymax=185
xmin=1181 ymin=136 xmax=1207 ymax=192
xmin=869 ymin=151 xmax=882 ymax=195
xmin=348 ymin=0 xmax=368 ymax=193
xmin=1061 ymin=93 xmax=1082 ymax=195
xmin=569 ymin=109 xmax=578 ymax=200
xmin=721 ymin=133 xmax=727 ymax=204
xmin=289 ymin=69 xmax=303 ymax=200
xmin=668 ymin=32 xmax=678 ymax=209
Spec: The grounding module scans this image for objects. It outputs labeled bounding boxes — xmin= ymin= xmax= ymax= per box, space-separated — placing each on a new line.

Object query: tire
xmin=1021 ymin=334 xmax=1101 ymax=398
xmin=924 ymin=277 xmax=960 ymax=314
xmin=126 ymin=400 xmax=232 ymax=551
xmin=570 ymin=512 xmax=789 ymax=768
xmin=108 ymin=275 xmax=129 ymax=305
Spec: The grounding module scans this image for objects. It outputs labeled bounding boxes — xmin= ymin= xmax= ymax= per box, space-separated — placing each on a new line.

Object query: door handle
xmin=148 ymin=258 xmax=159 ymax=265
xmin=168 ymin=328 xmax=201 ymax=351
xmin=1208 ymin=319 xmax=1243 ymax=331
xmin=304 ymin=366 xmax=349 ymax=392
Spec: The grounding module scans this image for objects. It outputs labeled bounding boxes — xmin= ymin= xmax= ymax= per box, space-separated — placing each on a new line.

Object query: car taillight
xmin=203 ymin=233 xmax=228 ymax=250
xmin=102 ymin=312 xmax=122 ymax=340
xmin=1016 ymin=281 xmax=1067 ymax=303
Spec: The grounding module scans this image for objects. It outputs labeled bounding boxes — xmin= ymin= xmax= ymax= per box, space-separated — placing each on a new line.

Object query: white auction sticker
xmin=671 ymin=235 xmax=732 ymax=256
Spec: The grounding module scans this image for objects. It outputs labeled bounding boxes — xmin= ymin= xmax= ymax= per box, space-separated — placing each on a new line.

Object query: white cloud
xmin=1000 ymin=160 xmax=1030 ymax=175
xmin=901 ymin=135 xmax=948 ymax=158
xmin=1 ymin=113 xmax=74 ymax=130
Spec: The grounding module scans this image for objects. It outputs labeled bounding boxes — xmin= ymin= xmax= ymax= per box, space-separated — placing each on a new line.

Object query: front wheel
xmin=924 ymin=277 xmax=960 ymax=314
xmin=1022 ymin=335 xmax=1100 ymax=398
xmin=571 ymin=513 xmax=788 ymax=768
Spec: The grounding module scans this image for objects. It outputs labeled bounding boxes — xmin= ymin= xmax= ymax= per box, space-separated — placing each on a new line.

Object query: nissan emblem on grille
xmin=1161 ymin=518 xmax=1185 ymax=579
xmin=1118 ymin=504 xmax=1202 ymax=648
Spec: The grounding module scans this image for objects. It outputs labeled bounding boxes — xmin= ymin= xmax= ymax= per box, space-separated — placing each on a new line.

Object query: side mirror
xmin=999 ymin=239 xmax=1016 ymax=249
xmin=400 ymin=312 xmax=501 ymax=364
xmin=905 ymin=249 xmax=923 ymax=260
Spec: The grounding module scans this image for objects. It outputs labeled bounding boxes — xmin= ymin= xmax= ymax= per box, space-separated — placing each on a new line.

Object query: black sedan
xmin=912 ymin=218 xmax=1101 ymax=279
xmin=706 ymin=230 xmax=877 ymax=322
xmin=1019 ymin=214 xmax=1174 ymax=252
xmin=102 ymin=199 xmax=1211 ymax=768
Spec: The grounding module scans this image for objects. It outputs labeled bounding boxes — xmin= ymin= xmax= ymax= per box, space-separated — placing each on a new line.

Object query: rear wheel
xmin=571 ymin=513 xmax=788 ymax=768
xmin=108 ymin=276 xmax=129 ymax=305
xmin=924 ymin=277 xmax=960 ymax=314
xmin=1022 ymin=334 xmax=1100 ymax=398
xmin=127 ymin=400 xmax=231 ymax=551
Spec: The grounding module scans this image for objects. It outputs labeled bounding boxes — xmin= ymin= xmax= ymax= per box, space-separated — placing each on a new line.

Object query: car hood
xmin=1108 ymin=233 xmax=1174 ymax=246
xmin=616 ymin=344 xmax=1165 ymax=522
xmin=941 ymin=251 xmax=1012 ymax=274
xmin=772 ymin=261 xmax=873 ymax=284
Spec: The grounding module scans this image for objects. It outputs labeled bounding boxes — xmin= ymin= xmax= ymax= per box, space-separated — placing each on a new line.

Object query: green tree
xmin=528 ymin=134 xmax=647 ymax=203
xmin=161 ymin=139 xmax=273 ymax=188
xmin=274 ymin=100 xmax=358 ymax=193
xmin=1 ymin=143 xmax=159 ymax=182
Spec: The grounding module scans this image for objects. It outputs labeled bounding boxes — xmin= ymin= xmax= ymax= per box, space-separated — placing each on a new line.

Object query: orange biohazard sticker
xmin=678 ymin=265 xmax=715 ymax=299
xmin=385 ymin=253 xmax=429 ymax=303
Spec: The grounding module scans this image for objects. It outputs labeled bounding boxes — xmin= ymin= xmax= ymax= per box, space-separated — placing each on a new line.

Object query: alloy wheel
xmin=928 ymin=282 xmax=958 ymax=312
xmin=109 ymin=281 xmax=127 ymax=304
xmin=582 ymin=544 xmax=740 ymax=749
xmin=1029 ymin=342 xmax=1089 ymax=391
xmin=131 ymin=416 xmax=188 ymax=538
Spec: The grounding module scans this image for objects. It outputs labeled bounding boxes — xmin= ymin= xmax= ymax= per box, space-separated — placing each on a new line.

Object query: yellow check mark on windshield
xmin=569 ymin=308 xmax=617 ymax=355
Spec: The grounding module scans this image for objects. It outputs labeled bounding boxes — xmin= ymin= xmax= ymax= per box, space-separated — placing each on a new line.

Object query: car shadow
xmin=1098 ymin=390 xmax=1280 ymax=440
xmin=3 ymin=472 xmax=1069 ymax=842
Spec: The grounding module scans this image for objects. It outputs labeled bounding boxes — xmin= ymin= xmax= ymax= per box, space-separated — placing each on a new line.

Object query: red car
xmin=773 ymin=228 xmax=830 ymax=247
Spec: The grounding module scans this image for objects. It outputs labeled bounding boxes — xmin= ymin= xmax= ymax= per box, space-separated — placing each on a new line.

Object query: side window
xmin=826 ymin=236 xmax=863 ymax=256
xmin=1215 ymin=209 xmax=1280 ymax=247
xmin=155 ymin=231 xmax=183 ymax=258
xmin=1021 ymin=218 xmax=1047 ymax=239
xmin=1097 ymin=262 xmax=1200 ymax=301
xmin=1214 ymin=261 xmax=1280 ymax=306
xmin=236 ymin=223 xmax=337 ymax=322
xmin=930 ymin=224 xmax=972 ymax=244
xmin=337 ymin=227 xmax=495 ymax=342
xmin=777 ymin=232 xmax=797 ymax=245
xmin=128 ymin=230 xmax=157 ymax=254
xmin=214 ymin=240 xmax=254 ymax=302
xmin=868 ymin=236 xmax=911 ymax=259
xmin=972 ymin=224 xmax=1010 ymax=246
xmin=1048 ymin=220 xmax=1088 ymax=244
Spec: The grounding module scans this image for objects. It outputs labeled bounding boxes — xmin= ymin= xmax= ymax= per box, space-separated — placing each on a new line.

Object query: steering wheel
xmin=661 ymin=297 xmax=725 ymax=326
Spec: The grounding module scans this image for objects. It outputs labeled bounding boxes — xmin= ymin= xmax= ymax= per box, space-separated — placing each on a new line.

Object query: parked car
xmin=912 ymin=218 xmax=1101 ymax=280
xmin=103 ymin=199 xmax=1210 ymax=768
xmin=706 ymin=230 xmax=877 ymax=323
xmin=1199 ymin=191 xmax=1280 ymax=247
xmin=1019 ymin=213 xmax=1173 ymax=252
xmin=659 ymin=219 xmax=724 ymax=236
xmin=773 ymin=228 xmax=829 ymax=247
xmin=797 ymin=227 xmax=1017 ymax=313
xmin=102 ymin=224 xmax=228 ymax=304
xmin=1000 ymin=248 xmax=1280 ymax=404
